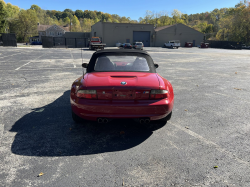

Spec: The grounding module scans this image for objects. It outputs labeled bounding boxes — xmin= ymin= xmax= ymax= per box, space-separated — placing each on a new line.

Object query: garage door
xmin=133 ymin=31 xmax=150 ymax=47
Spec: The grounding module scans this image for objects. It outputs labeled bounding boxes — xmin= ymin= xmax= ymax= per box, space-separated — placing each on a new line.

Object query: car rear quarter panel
xmin=156 ymin=74 xmax=174 ymax=104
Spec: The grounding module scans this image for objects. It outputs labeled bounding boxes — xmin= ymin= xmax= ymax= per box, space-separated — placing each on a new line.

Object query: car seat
xmin=95 ymin=57 xmax=115 ymax=71
xmin=132 ymin=57 xmax=149 ymax=71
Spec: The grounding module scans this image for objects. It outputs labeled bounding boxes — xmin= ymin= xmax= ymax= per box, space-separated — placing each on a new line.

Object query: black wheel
xmin=72 ymin=111 xmax=82 ymax=123
xmin=177 ymin=47 xmax=179 ymax=49
xmin=160 ymin=111 xmax=172 ymax=123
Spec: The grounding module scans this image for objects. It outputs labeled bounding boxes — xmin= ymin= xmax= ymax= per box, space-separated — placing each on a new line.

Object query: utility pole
xmin=70 ymin=18 xmax=72 ymax=32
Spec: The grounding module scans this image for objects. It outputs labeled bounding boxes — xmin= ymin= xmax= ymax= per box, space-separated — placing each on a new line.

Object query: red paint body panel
xmin=70 ymin=72 xmax=174 ymax=121
xmin=85 ymin=72 xmax=159 ymax=89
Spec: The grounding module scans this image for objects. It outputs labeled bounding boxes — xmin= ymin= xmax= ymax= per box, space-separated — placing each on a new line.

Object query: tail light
xmin=125 ymin=45 xmax=127 ymax=47
xmin=150 ymin=90 xmax=168 ymax=99
xmin=135 ymin=45 xmax=137 ymax=47
xmin=77 ymin=90 xmax=97 ymax=99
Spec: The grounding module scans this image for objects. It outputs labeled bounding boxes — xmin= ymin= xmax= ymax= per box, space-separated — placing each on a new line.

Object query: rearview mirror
xmin=82 ymin=63 xmax=88 ymax=68
xmin=154 ymin=64 xmax=159 ymax=68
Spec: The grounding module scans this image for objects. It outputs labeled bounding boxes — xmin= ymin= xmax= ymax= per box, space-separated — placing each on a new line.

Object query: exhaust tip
xmin=140 ymin=119 xmax=145 ymax=124
xmin=97 ymin=118 xmax=103 ymax=123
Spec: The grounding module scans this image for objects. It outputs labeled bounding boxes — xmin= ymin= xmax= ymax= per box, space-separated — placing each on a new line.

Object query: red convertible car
xmin=70 ymin=49 xmax=174 ymax=124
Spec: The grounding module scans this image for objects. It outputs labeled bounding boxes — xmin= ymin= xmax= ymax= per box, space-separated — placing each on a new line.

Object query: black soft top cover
xmin=86 ymin=49 xmax=156 ymax=73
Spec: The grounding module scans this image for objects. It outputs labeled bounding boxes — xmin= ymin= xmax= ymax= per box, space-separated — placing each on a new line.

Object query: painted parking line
xmin=0 ymin=124 xmax=4 ymax=146
xmin=0 ymin=51 xmax=28 ymax=59
xmin=15 ymin=54 xmax=46 ymax=70
xmin=70 ymin=50 xmax=76 ymax=68
xmin=213 ymin=92 xmax=250 ymax=104
xmin=169 ymin=121 xmax=250 ymax=165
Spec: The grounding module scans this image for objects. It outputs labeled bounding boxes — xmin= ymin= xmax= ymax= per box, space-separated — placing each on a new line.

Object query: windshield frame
xmin=87 ymin=52 xmax=156 ymax=73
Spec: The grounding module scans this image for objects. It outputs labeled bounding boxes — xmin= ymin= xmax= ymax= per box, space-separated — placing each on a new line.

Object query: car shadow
xmin=10 ymin=90 xmax=166 ymax=157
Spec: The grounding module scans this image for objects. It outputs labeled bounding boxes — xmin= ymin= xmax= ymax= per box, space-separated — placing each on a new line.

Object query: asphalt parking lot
xmin=0 ymin=46 xmax=250 ymax=186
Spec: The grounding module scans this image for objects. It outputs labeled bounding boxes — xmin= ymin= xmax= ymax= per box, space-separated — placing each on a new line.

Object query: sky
xmin=5 ymin=0 xmax=241 ymax=20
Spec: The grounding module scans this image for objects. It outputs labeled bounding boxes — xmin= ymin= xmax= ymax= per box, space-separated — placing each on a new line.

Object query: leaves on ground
xmin=37 ymin=172 xmax=44 ymax=177
xmin=185 ymin=109 xmax=188 ymax=111
xmin=235 ymin=72 xmax=237 ymax=74
xmin=185 ymin=126 xmax=189 ymax=129
xmin=214 ymin=166 xmax=218 ymax=168
xmin=234 ymin=88 xmax=241 ymax=90
xmin=35 ymin=108 xmax=44 ymax=112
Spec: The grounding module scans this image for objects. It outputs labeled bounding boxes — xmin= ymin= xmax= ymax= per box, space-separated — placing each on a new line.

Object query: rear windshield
xmin=136 ymin=43 xmax=142 ymax=45
xmin=91 ymin=38 xmax=100 ymax=41
xmin=94 ymin=55 xmax=150 ymax=72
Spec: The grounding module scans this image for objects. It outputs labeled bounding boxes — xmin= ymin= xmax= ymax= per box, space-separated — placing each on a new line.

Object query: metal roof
xmin=154 ymin=24 xmax=175 ymax=32
xmin=38 ymin=24 xmax=70 ymax=32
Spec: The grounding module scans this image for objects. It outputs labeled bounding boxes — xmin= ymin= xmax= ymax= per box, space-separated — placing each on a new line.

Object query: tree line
xmin=0 ymin=0 xmax=250 ymax=44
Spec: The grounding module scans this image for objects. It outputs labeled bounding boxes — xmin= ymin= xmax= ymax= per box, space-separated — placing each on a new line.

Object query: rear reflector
xmin=77 ymin=90 xmax=97 ymax=99
xmin=150 ymin=90 xmax=168 ymax=99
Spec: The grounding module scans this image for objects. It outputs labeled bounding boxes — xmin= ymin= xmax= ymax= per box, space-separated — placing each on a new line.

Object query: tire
xmin=160 ymin=111 xmax=172 ymax=123
xmin=171 ymin=45 xmax=173 ymax=49
xmin=72 ymin=111 xmax=82 ymax=123
xmin=177 ymin=47 xmax=179 ymax=49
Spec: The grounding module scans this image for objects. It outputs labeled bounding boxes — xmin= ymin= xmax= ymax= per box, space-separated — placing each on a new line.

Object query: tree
xmin=30 ymin=4 xmax=41 ymax=12
xmin=6 ymin=3 xmax=19 ymax=18
xmin=30 ymin=4 xmax=47 ymax=24
xmin=80 ymin=18 xmax=94 ymax=32
xmin=0 ymin=0 xmax=7 ymax=33
xmin=63 ymin=17 xmax=70 ymax=25
xmin=172 ymin=9 xmax=182 ymax=24
xmin=75 ymin=9 xmax=84 ymax=19
xmin=10 ymin=9 xmax=38 ymax=42
xmin=71 ymin=15 xmax=81 ymax=32
xmin=63 ymin=9 xmax=74 ymax=14
xmin=145 ymin=10 xmax=154 ymax=24
xmin=55 ymin=11 xmax=62 ymax=20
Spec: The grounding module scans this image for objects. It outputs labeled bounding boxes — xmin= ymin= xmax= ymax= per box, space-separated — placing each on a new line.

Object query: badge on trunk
xmin=121 ymin=82 xmax=127 ymax=85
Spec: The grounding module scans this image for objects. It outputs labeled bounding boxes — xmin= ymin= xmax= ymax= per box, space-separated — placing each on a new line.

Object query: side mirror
xmin=82 ymin=63 xmax=88 ymax=68
xmin=154 ymin=64 xmax=159 ymax=68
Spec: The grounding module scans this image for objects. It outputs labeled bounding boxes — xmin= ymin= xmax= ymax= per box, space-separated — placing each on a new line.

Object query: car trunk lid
xmin=85 ymin=72 xmax=159 ymax=100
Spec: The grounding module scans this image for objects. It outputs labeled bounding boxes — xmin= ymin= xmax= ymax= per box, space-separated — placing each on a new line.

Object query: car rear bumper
xmin=134 ymin=47 xmax=143 ymax=49
xmin=71 ymin=98 xmax=174 ymax=121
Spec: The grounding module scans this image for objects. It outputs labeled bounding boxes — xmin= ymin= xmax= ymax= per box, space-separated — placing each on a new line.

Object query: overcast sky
xmin=5 ymin=0 xmax=241 ymax=20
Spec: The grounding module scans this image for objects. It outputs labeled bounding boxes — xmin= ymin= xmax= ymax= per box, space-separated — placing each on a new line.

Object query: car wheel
xmin=158 ymin=111 xmax=172 ymax=124
xmin=164 ymin=111 xmax=172 ymax=121
xmin=72 ymin=111 xmax=82 ymax=123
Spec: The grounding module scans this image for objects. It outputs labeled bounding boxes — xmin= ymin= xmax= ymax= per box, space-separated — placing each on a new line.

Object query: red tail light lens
xmin=77 ymin=90 xmax=97 ymax=99
xmin=150 ymin=90 xmax=168 ymax=99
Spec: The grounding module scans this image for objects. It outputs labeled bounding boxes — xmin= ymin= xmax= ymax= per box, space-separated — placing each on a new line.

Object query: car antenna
xmin=81 ymin=46 xmax=84 ymax=79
